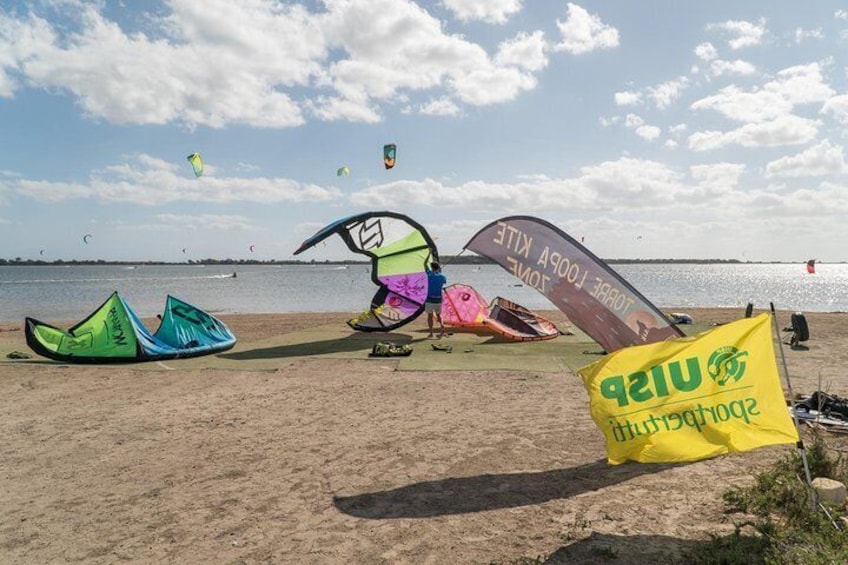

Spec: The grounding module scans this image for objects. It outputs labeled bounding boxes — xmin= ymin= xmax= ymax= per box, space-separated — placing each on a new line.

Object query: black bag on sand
xmin=797 ymin=391 xmax=848 ymax=420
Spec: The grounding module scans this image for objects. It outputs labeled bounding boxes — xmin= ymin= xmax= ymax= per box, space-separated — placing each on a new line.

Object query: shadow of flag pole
xmin=771 ymin=302 xmax=839 ymax=528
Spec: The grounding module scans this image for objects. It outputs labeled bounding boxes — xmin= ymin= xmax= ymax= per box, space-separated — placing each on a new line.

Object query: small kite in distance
xmin=187 ymin=153 xmax=204 ymax=177
xmin=83 ymin=234 xmax=93 ymax=244
xmin=39 ymin=249 xmax=45 ymax=256
xmin=249 ymin=244 xmax=255 ymax=253
xmin=337 ymin=165 xmax=351 ymax=177
xmin=383 ymin=143 xmax=396 ymax=170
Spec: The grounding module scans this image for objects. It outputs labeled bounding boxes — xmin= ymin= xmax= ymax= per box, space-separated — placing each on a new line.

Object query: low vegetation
xmin=685 ymin=432 xmax=848 ymax=564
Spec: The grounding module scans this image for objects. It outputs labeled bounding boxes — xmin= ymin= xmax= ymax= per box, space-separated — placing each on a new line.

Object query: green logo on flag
xmin=707 ymin=346 xmax=748 ymax=385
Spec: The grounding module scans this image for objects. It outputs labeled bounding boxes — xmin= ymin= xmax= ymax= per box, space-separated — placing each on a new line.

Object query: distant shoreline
xmin=0 ymin=258 xmax=836 ymax=266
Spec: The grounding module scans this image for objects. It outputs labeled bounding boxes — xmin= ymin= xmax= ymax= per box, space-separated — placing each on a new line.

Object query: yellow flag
xmin=578 ymin=313 xmax=798 ymax=464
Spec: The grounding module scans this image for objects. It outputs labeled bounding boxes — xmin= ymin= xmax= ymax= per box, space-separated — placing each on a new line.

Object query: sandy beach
xmin=1 ymin=307 xmax=846 ymax=564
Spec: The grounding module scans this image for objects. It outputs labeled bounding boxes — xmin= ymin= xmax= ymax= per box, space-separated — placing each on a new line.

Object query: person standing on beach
xmin=425 ymin=261 xmax=447 ymax=338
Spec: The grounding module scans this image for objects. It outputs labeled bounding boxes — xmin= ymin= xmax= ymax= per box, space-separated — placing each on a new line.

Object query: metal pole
xmin=770 ymin=303 xmax=815 ymax=502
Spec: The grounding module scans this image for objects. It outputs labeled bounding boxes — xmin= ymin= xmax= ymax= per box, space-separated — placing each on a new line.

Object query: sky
xmin=1 ymin=0 xmax=847 ymax=263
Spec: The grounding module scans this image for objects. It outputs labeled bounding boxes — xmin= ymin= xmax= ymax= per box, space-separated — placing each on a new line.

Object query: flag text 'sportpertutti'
xmin=578 ymin=314 xmax=798 ymax=464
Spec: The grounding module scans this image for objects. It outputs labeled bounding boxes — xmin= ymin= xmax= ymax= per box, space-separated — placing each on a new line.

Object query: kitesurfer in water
xmin=425 ymin=261 xmax=447 ymax=338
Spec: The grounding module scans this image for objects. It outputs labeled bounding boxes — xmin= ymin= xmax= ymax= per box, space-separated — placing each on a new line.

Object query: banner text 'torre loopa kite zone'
xmin=464 ymin=217 xmax=683 ymax=352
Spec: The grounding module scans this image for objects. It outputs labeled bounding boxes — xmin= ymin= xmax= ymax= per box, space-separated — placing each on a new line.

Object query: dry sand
xmin=1 ymin=307 xmax=847 ymax=564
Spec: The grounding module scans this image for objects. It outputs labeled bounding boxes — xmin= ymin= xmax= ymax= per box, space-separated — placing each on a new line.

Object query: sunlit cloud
xmin=553 ymin=3 xmax=619 ymax=54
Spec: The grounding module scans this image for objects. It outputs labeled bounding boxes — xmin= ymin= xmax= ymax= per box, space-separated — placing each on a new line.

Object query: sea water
xmin=1 ymin=263 xmax=846 ymax=323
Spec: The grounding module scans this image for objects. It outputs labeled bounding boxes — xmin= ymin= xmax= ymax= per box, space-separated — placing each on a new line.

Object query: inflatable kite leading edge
xmin=25 ymin=292 xmax=236 ymax=363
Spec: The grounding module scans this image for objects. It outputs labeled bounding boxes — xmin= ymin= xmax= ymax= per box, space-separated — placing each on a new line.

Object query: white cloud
xmin=494 ymin=30 xmax=548 ymax=72
xmin=307 ymin=95 xmax=382 ymax=123
xmin=418 ymin=97 xmax=461 ymax=116
xmin=648 ymin=77 xmax=688 ymax=109
xmin=598 ymin=115 xmax=620 ymax=127
xmin=0 ymin=1 xmax=551 ymax=127
xmin=350 ymin=157 xmax=687 ymax=211
xmin=614 ymin=90 xmax=641 ymax=106
xmin=449 ymin=66 xmax=537 ymax=106
xmin=612 ymin=77 xmax=689 ymax=112
xmin=165 ymin=214 xmax=253 ymax=231
xmin=710 ymin=59 xmax=756 ymax=77
xmin=694 ymin=42 xmax=718 ymax=61
xmin=623 ymin=113 xmax=660 ymax=140
xmin=441 ymin=0 xmax=522 ymax=24
xmin=553 ymin=3 xmax=619 ymax=54
xmin=707 ymin=18 xmax=767 ymax=50
xmin=794 ymin=27 xmax=824 ymax=44
xmin=688 ymin=115 xmax=820 ymax=151
xmin=634 ymin=125 xmax=661 ymax=141
xmin=765 ymin=140 xmax=846 ymax=177
xmin=690 ymin=63 xmax=833 ymax=124
xmin=771 ymin=63 xmax=835 ymax=105
xmin=692 ymin=85 xmax=790 ymax=122
xmin=19 ymin=3 xmax=315 ymax=127
xmin=836 ymin=10 xmax=848 ymax=20
xmin=690 ymin=163 xmax=746 ymax=196
xmin=822 ymin=94 xmax=848 ymax=124
xmin=12 ymin=153 xmax=341 ymax=205
xmin=129 ymin=214 xmax=255 ymax=232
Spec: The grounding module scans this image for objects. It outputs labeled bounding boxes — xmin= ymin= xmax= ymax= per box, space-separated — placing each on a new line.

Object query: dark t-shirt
xmin=426 ymin=271 xmax=447 ymax=302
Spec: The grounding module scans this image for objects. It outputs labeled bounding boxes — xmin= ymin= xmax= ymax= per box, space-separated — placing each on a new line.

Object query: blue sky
xmin=1 ymin=0 xmax=847 ymax=263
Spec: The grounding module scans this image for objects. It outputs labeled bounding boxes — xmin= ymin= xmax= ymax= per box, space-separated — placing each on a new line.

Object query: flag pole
xmin=770 ymin=303 xmax=816 ymax=503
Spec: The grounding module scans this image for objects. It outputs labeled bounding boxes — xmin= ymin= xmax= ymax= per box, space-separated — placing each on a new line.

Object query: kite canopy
xmin=441 ymin=283 xmax=559 ymax=341
xmin=187 ymin=153 xmax=204 ymax=177
xmin=25 ymin=292 xmax=236 ymax=363
xmin=83 ymin=234 xmax=92 ymax=244
xmin=337 ymin=165 xmax=351 ymax=177
xmin=463 ymin=216 xmax=683 ymax=352
xmin=293 ymin=211 xmax=437 ymax=332
xmin=383 ymin=143 xmax=396 ymax=169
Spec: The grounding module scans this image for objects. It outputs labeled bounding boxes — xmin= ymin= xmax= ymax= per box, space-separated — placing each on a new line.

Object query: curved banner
xmin=463 ymin=216 xmax=683 ymax=352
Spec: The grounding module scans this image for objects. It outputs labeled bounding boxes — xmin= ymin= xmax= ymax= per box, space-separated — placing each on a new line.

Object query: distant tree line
xmin=1 ymin=256 xmax=825 ymax=266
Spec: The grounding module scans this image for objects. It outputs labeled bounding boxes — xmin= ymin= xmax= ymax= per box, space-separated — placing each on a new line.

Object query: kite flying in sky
xmin=187 ymin=153 xmax=204 ymax=177
xmin=83 ymin=234 xmax=93 ymax=244
xmin=337 ymin=165 xmax=351 ymax=177
xmin=383 ymin=144 xmax=396 ymax=170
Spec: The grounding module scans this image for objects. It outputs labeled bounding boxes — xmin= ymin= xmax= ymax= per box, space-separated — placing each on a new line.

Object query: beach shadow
xmin=333 ymin=459 xmax=677 ymax=518
xmin=219 ymin=333 xmax=416 ymax=360
xmin=544 ymin=532 xmax=702 ymax=564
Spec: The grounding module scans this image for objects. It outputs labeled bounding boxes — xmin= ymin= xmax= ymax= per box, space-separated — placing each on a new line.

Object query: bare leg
xmin=427 ymin=313 xmax=435 ymax=337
